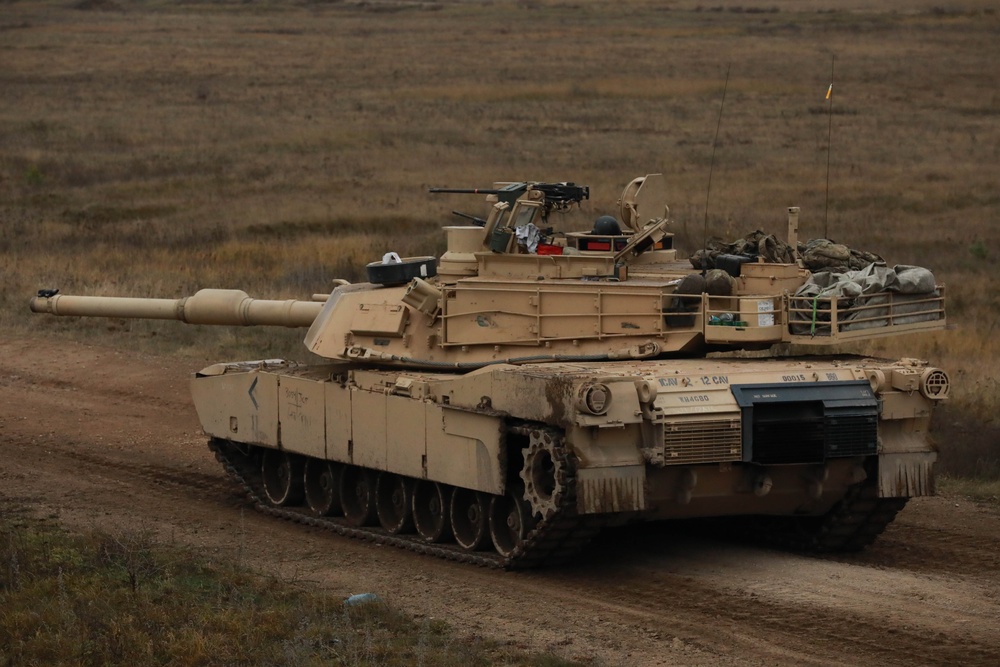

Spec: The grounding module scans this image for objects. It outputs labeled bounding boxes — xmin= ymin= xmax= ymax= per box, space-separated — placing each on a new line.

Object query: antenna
xmin=703 ymin=64 xmax=731 ymax=270
xmin=824 ymin=54 xmax=835 ymax=239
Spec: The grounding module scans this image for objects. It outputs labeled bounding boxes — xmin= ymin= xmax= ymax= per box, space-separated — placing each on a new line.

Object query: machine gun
xmin=429 ymin=181 xmax=589 ymax=220
xmin=449 ymin=210 xmax=488 ymax=227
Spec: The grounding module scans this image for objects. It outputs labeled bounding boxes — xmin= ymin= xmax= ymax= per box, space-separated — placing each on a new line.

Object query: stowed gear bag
xmin=689 ymin=231 xmax=883 ymax=274
xmin=689 ymin=230 xmax=796 ymax=271
xmin=797 ymin=238 xmax=883 ymax=272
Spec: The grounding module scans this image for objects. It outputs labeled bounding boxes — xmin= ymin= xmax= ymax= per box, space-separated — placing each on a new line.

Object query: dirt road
xmin=1 ymin=336 xmax=997 ymax=666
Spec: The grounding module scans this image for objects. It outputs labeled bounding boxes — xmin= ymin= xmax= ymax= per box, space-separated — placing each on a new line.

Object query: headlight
xmin=920 ymin=368 xmax=950 ymax=400
xmin=577 ymin=383 xmax=611 ymax=415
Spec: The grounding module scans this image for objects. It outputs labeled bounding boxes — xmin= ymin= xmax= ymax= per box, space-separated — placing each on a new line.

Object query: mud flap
xmin=878 ymin=451 xmax=935 ymax=498
xmin=576 ymin=465 xmax=645 ymax=514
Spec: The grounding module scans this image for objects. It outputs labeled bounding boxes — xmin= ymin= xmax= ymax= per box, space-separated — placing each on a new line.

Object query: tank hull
xmin=193 ymin=355 xmax=939 ymax=567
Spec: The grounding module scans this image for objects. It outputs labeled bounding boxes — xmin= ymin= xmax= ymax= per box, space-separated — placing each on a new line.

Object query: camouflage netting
xmin=689 ymin=231 xmax=883 ymax=273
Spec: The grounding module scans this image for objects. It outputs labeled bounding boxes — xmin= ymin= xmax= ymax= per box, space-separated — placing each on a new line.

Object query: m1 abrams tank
xmin=30 ymin=174 xmax=950 ymax=568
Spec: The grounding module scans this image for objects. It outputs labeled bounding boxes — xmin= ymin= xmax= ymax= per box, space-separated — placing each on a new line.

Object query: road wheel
xmin=376 ymin=472 xmax=414 ymax=534
xmin=261 ymin=450 xmax=304 ymax=507
xmin=304 ymin=459 xmax=341 ymax=516
xmin=450 ymin=487 xmax=489 ymax=551
xmin=412 ymin=480 xmax=452 ymax=543
xmin=489 ymin=489 xmax=535 ymax=557
xmin=340 ymin=466 xmax=377 ymax=527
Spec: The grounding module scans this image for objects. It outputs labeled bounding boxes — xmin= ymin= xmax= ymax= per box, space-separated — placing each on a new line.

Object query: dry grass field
xmin=1 ymin=0 xmax=997 ymax=477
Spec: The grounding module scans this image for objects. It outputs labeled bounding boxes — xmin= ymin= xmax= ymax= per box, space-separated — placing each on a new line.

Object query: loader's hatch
xmin=730 ymin=381 xmax=879 ymax=464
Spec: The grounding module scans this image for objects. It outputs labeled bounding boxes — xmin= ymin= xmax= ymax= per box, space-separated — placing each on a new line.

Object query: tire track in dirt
xmin=0 ymin=363 xmax=192 ymax=414
xmin=530 ymin=545 xmax=1000 ymax=667
xmin=845 ymin=523 xmax=1000 ymax=580
xmin=0 ymin=434 xmax=238 ymax=510
xmin=59 ymin=447 xmax=237 ymax=499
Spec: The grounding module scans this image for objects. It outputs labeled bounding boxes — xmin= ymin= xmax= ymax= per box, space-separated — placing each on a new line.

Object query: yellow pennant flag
xmin=826 ymin=83 xmax=833 ymax=100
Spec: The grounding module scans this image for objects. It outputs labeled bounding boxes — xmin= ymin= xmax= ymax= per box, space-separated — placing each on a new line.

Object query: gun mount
xmin=429 ymin=180 xmax=589 ymax=221
xmin=30 ymin=173 xmax=950 ymax=569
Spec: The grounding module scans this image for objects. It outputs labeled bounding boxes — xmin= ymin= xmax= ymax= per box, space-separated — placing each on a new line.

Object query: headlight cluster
xmin=920 ymin=368 xmax=950 ymax=399
xmin=577 ymin=383 xmax=611 ymax=415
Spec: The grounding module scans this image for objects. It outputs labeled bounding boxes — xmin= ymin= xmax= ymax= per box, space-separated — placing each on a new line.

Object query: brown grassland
xmin=1 ymin=0 xmax=998 ymax=486
xmin=0 ymin=503 xmax=580 ymax=666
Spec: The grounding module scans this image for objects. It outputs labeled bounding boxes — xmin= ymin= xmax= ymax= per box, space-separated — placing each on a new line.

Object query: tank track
xmin=208 ymin=424 xmax=609 ymax=569
xmin=733 ymin=463 xmax=907 ymax=553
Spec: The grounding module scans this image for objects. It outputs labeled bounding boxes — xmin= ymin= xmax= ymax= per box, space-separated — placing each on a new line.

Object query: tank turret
xmin=33 ymin=176 xmax=948 ymax=370
xmin=29 ymin=174 xmax=951 ymax=568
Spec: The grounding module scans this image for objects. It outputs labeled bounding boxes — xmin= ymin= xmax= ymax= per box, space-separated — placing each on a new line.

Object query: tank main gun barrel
xmin=30 ymin=288 xmax=324 ymax=328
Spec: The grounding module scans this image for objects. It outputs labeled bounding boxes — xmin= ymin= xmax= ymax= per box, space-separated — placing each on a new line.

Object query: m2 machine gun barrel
xmin=428 ymin=188 xmax=504 ymax=195
xmin=30 ymin=288 xmax=324 ymax=328
xmin=430 ymin=181 xmax=589 ymax=212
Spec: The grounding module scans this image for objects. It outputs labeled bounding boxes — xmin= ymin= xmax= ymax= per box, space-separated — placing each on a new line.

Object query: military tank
xmin=30 ymin=174 xmax=949 ymax=568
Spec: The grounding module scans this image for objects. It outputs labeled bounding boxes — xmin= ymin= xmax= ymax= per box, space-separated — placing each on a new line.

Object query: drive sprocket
xmin=519 ymin=428 xmax=568 ymax=519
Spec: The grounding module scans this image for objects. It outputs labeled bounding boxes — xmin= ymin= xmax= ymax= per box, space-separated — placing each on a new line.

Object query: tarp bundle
xmin=789 ymin=264 xmax=940 ymax=335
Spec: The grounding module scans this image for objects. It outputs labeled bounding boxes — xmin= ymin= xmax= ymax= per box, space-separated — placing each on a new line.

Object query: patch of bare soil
xmin=1 ymin=335 xmax=997 ymax=666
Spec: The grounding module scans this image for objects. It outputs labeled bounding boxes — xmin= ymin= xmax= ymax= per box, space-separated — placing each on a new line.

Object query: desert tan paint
xmin=190 ymin=356 xmax=940 ymax=513
xmin=31 ymin=174 xmax=950 ymax=562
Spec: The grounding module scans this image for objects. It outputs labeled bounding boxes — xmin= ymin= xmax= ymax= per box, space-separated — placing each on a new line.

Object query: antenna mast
xmin=824 ymin=54 xmax=835 ymax=239
xmin=703 ymin=64 xmax=731 ymax=267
